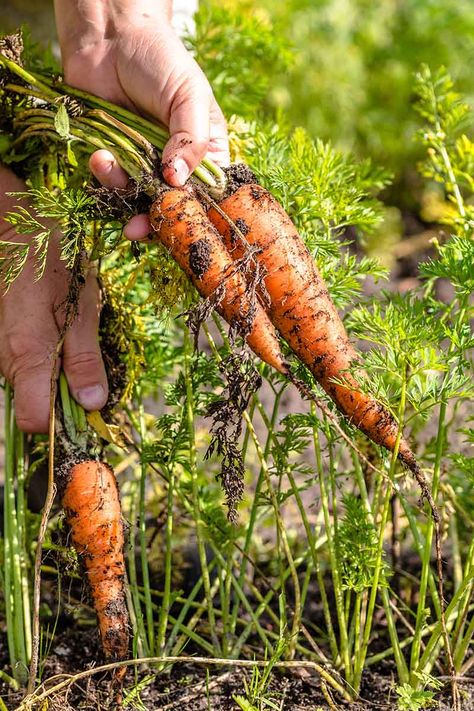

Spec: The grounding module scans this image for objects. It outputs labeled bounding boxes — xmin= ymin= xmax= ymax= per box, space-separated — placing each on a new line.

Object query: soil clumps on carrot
xmin=149 ymin=185 xmax=288 ymax=375
xmin=208 ymin=180 xmax=417 ymax=468
xmin=220 ymin=163 xmax=258 ymax=200
xmin=61 ymin=460 xmax=129 ymax=664
xmin=189 ymin=238 xmax=212 ymax=279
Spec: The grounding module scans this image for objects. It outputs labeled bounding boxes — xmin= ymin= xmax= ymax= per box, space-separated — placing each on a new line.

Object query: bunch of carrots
xmin=0 ymin=40 xmax=432 ymax=679
xmin=150 ymin=172 xmax=420 ymax=473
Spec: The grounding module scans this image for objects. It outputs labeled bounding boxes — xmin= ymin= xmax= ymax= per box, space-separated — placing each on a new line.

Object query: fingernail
xmin=76 ymin=385 xmax=106 ymax=410
xmin=174 ymin=158 xmax=190 ymax=185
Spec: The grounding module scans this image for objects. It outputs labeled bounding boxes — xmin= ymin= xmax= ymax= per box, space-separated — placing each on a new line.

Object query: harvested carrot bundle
xmin=208 ymin=179 xmax=417 ymax=470
xmin=61 ymin=459 xmax=129 ymax=664
xmin=149 ymin=185 xmax=288 ymax=375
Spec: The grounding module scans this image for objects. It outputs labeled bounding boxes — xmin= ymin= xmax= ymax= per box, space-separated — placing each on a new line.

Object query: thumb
xmin=60 ymin=271 xmax=108 ymax=411
xmin=161 ymin=80 xmax=212 ymax=186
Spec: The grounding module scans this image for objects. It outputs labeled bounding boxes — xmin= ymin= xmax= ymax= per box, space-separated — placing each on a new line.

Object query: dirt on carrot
xmin=207 ymin=179 xmax=417 ymax=471
xmin=60 ymin=458 xmax=129 ymax=668
xmin=149 ymin=185 xmax=289 ymax=376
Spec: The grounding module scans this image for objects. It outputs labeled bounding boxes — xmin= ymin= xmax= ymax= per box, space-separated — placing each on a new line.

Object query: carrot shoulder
xmin=208 ymin=182 xmax=415 ymax=467
xmin=149 ymin=186 xmax=288 ymax=375
xmin=62 ymin=460 xmax=129 ymax=663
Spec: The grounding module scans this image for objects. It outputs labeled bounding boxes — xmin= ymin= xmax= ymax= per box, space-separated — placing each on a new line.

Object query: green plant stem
xmin=313 ymin=415 xmax=350 ymax=678
xmin=15 ymin=425 xmax=32 ymax=664
xmin=1 ymin=56 xmax=225 ymax=190
xmin=183 ymin=327 xmax=221 ymax=654
xmin=352 ymin=452 xmax=408 ymax=685
xmin=203 ymin=320 xmax=285 ymax=640
xmin=126 ymin=473 xmax=148 ymax=658
xmin=243 ymin=412 xmax=302 ymax=660
xmin=137 ymin=398 xmax=155 ymax=655
xmin=4 ymin=384 xmax=28 ymax=684
xmin=353 ymin=370 xmax=409 ymax=691
xmin=286 ymin=468 xmax=338 ymax=659
xmin=418 ymin=572 xmax=472 ymax=673
xmin=156 ymin=461 xmax=175 ymax=654
xmin=410 ymin=402 xmax=446 ymax=679
xmin=168 ymin=572 xmax=222 ymax=657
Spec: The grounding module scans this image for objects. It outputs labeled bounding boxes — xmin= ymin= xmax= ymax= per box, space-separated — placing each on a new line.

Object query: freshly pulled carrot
xmin=208 ymin=181 xmax=416 ymax=469
xmin=62 ymin=460 xmax=129 ymax=664
xmin=149 ymin=186 xmax=288 ymax=375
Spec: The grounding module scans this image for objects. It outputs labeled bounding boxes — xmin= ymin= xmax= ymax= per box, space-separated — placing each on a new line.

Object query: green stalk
xmin=126 ymin=475 xmax=148 ymax=658
xmin=352 ymin=447 xmax=408 ymax=684
xmin=243 ymin=412 xmax=302 ymax=659
xmin=313 ymin=414 xmax=350 ymax=677
xmin=286 ymin=468 xmax=338 ymax=659
xmin=137 ymin=398 xmax=155 ymax=655
xmin=183 ymin=327 xmax=221 ymax=654
xmin=219 ymin=539 xmax=234 ymax=658
xmin=167 ymin=570 xmax=221 ymax=657
xmin=210 ymin=544 xmax=274 ymax=657
xmin=3 ymin=384 xmax=29 ymax=684
xmin=353 ymin=368 xmax=409 ymax=691
xmin=15 ymin=426 xmax=32 ymax=662
xmin=453 ymin=610 xmax=474 ymax=670
xmin=0 ymin=57 xmax=60 ymax=99
xmin=2 ymin=52 xmax=226 ymax=189
xmin=156 ymin=462 xmax=176 ymax=654
xmin=203 ymin=320 xmax=285 ymax=638
xmin=59 ymin=373 xmax=76 ymax=442
xmin=352 ymin=593 xmax=362 ymax=670
xmin=418 ymin=574 xmax=473 ymax=672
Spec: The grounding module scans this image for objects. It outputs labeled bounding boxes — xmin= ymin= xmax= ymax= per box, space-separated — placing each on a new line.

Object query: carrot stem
xmin=137 ymin=397 xmax=155 ymax=655
xmin=3 ymin=383 xmax=29 ymax=685
xmin=183 ymin=326 xmax=221 ymax=654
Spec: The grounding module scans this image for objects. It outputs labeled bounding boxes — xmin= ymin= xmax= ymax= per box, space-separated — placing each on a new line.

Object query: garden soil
xmin=1 ymin=627 xmax=473 ymax=710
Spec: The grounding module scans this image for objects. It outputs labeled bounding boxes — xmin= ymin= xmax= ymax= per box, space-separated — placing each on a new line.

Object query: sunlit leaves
xmin=419 ymin=235 xmax=474 ymax=298
xmin=0 ymin=239 xmax=29 ymax=290
xmin=414 ymin=66 xmax=474 ymax=232
xmin=188 ymin=1 xmax=293 ymax=118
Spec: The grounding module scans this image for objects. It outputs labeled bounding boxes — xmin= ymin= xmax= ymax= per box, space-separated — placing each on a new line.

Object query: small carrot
xmin=62 ymin=459 xmax=129 ymax=664
xmin=149 ymin=186 xmax=288 ymax=375
xmin=208 ymin=181 xmax=416 ymax=470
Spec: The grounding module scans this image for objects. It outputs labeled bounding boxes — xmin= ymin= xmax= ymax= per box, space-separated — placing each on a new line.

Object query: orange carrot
xmin=62 ymin=459 xmax=129 ymax=663
xmin=208 ymin=181 xmax=416 ymax=469
xmin=149 ymin=186 xmax=288 ymax=375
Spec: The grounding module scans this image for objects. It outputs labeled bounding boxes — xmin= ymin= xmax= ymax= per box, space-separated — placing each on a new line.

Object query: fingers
xmin=161 ymin=81 xmax=213 ymax=186
xmin=0 ymin=292 xmax=58 ymax=432
xmin=208 ymin=98 xmax=231 ymax=168
xmin=60 ymin=269 xmax=108 ymax=411
xmin=89 ymin=151 xmax=152 ymax=239
xmin=161 ymin=89 xmax=230 ymax=183
xmin=0 ymin=315 xmax=61 ymax=433
xmin=124 ymin=214 xmax=152 ymax=240
xmin=89 ymin=150 xmax=129 ymax=189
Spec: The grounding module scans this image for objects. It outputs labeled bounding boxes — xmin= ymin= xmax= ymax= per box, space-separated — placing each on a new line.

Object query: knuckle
xmin=189 ymin=135 xmax=209 ymax=157
xmin=62 ymin=349 xmax=102 ymax=374
xmin=0 ymin=331 xmax=51 ymax=381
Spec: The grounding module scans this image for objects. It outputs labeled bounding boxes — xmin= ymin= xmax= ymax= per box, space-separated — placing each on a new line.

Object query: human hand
xmin=0 ymin=166 xmax=108 ymax=432
xmin=54 ymin=0 xmax=229 ymax=238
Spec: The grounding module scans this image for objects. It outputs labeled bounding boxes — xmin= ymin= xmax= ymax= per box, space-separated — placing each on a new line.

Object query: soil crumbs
xmin=1 ymin=630 xmax=474 ymax=710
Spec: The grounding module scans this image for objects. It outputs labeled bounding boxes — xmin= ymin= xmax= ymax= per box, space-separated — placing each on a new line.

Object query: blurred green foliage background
xmin=2 ymin=0 xmax=473 ymax=214
xmin=192 ymin=0 xmax=474 ymax=192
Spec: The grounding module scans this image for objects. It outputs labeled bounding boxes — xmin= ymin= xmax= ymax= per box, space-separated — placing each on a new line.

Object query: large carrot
xmin=149 ymin=186 xmax=288 ymax=375
xmin=62 ymin=459 xmax=129 ymax=664
xmin=208 ymin=181 xmax=417 ymax=470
